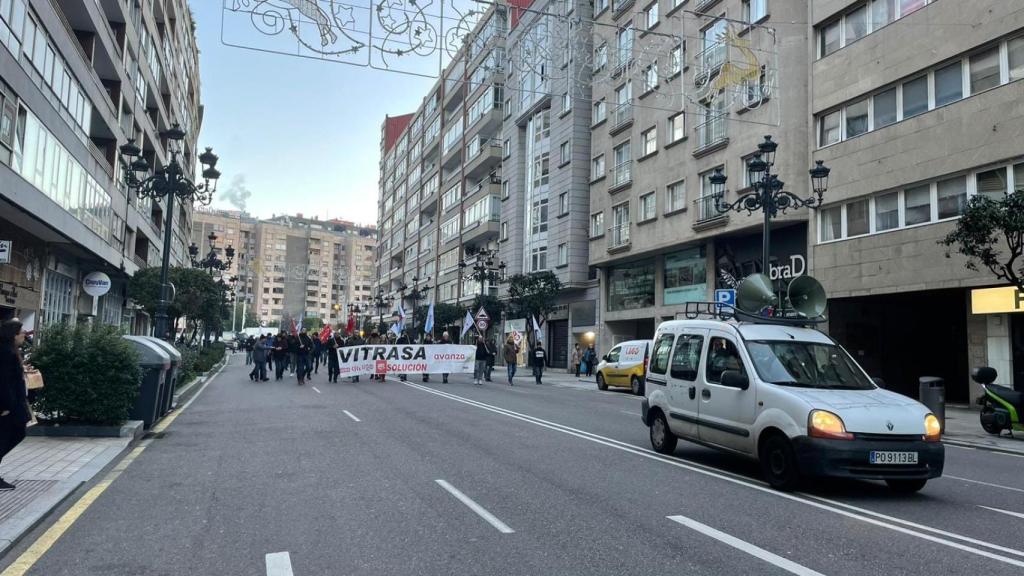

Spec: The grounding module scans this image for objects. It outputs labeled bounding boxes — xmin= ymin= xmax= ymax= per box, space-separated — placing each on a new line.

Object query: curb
xmin=942 ymin=437 xmax=1024 ymax=456
xmin=26 ymin=420 xmax=144 ymax=440
xmin=172 ymin=354 xmax=229 ymax=409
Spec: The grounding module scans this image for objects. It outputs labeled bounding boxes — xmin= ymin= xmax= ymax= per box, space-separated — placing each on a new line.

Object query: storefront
xmin=970 ymin=286 xmax=1024 ymax=392
xmin=714 ymin=223 xmax=808 ymax=290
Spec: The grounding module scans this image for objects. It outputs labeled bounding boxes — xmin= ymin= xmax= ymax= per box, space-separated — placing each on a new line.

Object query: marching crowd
xmin=238 ymin=327 xmax=554 ymax=386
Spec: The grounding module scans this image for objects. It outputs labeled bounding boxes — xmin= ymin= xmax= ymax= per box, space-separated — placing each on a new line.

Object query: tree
xmin=302 ymin=316 xmax=324 ymax=332
xmin=507 ymin=271 xmax=564 ymax=321
xmin=127 ymin=266 xmax=225 ymax=342
xmin=941 ymin=191 xmax=1024 ymax=292
xmin=431 ymin=302 xmax=463 ymax=339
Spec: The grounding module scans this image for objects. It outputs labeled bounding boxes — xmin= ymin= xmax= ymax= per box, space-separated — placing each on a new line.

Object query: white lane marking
xmin=343 ymin=410 xmax=361 ymax=422
xmin=668 ymin=515 xmax=826 ymax=576
xmin=312 ymin=386 xmax=322 ymax=394
xmin=402 ymin=381 xmax=1024 ymax=567
xmin=265 ymin=552 xmax=294 ymax=576
xmin=944 ymin=475 xmax=1024 ymax=494
xmin=435 ymin=479 xmax=515 ymax=534
xmin=979 ymin=505 xmax=1024 ymax=520
xmin=620 ymin=410 xmax=637 ymax=416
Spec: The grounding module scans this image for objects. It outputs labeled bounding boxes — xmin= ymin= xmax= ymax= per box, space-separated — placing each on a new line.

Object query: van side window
xmin=670 ymin=335 xmax=704 ymax=381
xmin=706 ymin=338 xmax=745 ymax=384
xmin=607 ymin=347 xmax=620 ymax=363
xmin=649 ymin=334 xmax=675 ymax=375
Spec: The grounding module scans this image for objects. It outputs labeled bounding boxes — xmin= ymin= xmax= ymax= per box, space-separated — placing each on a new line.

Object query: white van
xmin=595 ymin=340 xmax=651 ymax=395
xmin=640 ymin=316 xmax=944 ymax=492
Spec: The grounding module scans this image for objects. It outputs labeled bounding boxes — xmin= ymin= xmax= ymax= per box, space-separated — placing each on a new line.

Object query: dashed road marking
xmin=435 ymin=479 xmax=514 ymax=534
xmin=265 ymin=551 xmax=294 ymax=576
xmin=668 ymin=515 xmax=826 ymax=576
xmin=343 ymin=410 xmax=361 ymax=422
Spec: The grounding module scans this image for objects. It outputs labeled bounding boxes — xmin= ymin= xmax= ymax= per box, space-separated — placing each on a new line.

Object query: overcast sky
xmin=192 ymin=2 xmax=438 ymax=225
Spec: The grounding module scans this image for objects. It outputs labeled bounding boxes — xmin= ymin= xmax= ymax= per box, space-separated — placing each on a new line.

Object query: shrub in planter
xmin=175 ymin=345 xmax=199 ymax=388
xmin=30 ymin=324 xmax=142 ymax=425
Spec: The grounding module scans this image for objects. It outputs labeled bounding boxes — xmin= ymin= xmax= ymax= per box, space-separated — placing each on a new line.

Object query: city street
xmin=3 ymin=354 xmax=1023 ymax=576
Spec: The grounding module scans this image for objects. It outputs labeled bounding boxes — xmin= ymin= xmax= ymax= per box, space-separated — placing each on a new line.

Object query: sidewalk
xmin=0 ymin=435 xmax=133 ymax=556
xmin=941 ymin=405 xmax=1024 ymax=454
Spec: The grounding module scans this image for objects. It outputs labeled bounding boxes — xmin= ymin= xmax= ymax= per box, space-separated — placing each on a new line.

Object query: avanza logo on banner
xmin=337 ymin=345 xmax=476 ymax=377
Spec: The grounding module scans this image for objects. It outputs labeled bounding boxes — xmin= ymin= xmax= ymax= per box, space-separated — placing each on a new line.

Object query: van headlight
xmin=808 ymin=410 xmax=854 ymax=440
xmin=924 ymin=414 xmax=942 ymax=442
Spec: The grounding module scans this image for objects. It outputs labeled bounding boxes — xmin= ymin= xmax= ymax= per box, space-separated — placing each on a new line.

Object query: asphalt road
xmin=4 ymin=354 xmax=1023 ymax=576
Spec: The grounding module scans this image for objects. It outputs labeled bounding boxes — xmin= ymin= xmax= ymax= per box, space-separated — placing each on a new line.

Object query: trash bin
xmin=122 ymin=336 xmax=171 ymax=429
xmin=919 ymin=376 xmax=945 ymax=432
xmin=145 ymin=337 xmax=181 ymax=416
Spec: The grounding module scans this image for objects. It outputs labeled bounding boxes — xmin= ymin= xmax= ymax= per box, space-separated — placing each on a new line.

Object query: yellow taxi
xmin=595 ymin=340 xmax=651 ymax=396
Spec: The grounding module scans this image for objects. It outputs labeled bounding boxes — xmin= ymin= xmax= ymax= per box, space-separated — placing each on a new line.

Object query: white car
xmin=640 ymin=316 xmax=944 ymax=492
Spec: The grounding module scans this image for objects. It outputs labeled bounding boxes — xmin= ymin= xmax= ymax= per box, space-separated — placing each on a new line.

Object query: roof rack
xmin=683 ymin=302 xmax=827 ymax=327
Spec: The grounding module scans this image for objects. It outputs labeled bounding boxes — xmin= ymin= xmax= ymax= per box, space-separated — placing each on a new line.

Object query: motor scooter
xmin=975 ymin=367 xmax=1024 ymax=435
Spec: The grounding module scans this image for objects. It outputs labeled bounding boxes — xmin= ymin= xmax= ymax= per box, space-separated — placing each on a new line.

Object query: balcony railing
xmin=696 ymin=114 xmax=727 ymax=149
xmin=694 ymin=194 xmax=724 ymax=223
xmin=611 ymin=102 xmax=632 ymax=129
xmin=695 ymin=41 xmax=727 ymax=81
xmin=608 ymin=222 xmax=631 ymax=250
xmin=612 ymin=161 xmax=632 ymax=188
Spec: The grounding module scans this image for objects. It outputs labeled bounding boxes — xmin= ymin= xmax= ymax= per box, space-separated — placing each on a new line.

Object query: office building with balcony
xmin=190 ymin=208 xmax=257 ymax=319
xmin=588 ymin=0 xmax=811 ymax=352
xmin=809 ymin=0 xmax=1024 ymax=400
xmin=375 ymin=5 xmax=508 ymax=327
xmin=0 ymin=0 xmax=202 ymax=334
xmin=501 ymin=0 xmax=599 ymax=367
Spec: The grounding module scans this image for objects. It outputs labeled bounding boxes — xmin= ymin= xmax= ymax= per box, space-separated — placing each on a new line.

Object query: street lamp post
xmin=189 ymin=231 xmax=235 ymax=275
xmin=373 ymin=288 xmax=394 ymax=336
xmin=399 ymin=276 xmax=432 ymax=342
xmin=711 ymin=135 xmax=831 ymax=276
xmin=459 ymin=249 xmax=506 ymax=298
xmin=118 ymin=123 xmax=221 ymax=341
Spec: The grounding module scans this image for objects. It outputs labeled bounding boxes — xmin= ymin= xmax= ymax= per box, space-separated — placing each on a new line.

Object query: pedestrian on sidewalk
xmin=473 ymin=336 xmax=489 ymax=385
xmin=532 ymin=342 xmax=548 ymax=385
xmin=244 ymin=337 xmax=253 ymax=365
xmin=583 ymin=344 xmax=597 ymax=377
xmin=503 ymin=335 xmax=520 ymax=386
xmin=273 ymin=331 xmax=288 ymax=381
xmin=250 ymin=335 xmax=269 ymax=381
xmin=0 ymin=319 xmax=30 ymax=491
xmin=571 ymin=344 xmax=582 ymax=377
xmin=440 ymin=331 xmax=451 ymax=383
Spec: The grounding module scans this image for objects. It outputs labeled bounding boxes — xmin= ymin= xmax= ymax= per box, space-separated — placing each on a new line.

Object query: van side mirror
xmin=871 ymin=377 xmax=886 ymax=389
xmin=602 ymin=354 xmax=610 ymax=362
xmin=721 ymin=370 xmax=749 ymax=390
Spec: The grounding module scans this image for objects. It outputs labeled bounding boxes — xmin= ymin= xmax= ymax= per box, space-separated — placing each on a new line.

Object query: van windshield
xmin=746 ymin=341 xmax=875 ymax=390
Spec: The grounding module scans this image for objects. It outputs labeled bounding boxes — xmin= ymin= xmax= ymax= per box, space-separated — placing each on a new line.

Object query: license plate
xmin=869 ymin=451 xmax=918 ymax=465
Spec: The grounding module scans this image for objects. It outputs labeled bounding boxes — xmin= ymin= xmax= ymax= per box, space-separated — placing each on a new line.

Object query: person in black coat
xmin=0 ymin=319 xmax=30 ymax=491
xmin=297 ymin=329 xmax=314 ymax=384
xmin=396 ymin=330 xmax=411 ymax=382
xmin=326 ymin=333 xmax=342 ymax=383
xmin=272 ymin=331 xmax=289 ymax=381
xmin=287 ymin=333 xmax=300 ymax=375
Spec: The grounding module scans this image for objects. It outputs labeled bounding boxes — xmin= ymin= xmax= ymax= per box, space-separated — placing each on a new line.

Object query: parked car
xmin=640 ymin=317 xmax=944 ymax=493
xmin=595 ymin=339 xmax=651 ymax=395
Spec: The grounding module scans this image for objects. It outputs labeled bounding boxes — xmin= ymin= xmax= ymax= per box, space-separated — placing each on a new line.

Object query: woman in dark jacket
xmin=0 ymin=319 xmax=30 ymax=491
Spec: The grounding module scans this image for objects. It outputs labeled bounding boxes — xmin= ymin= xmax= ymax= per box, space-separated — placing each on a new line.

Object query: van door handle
xmin=688 ymin=386 xmax=696 ymax=400
xmin=701 ymin=388 xmax=711 ymax=400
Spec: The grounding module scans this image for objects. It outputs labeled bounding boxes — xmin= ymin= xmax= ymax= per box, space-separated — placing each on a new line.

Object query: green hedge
xmin=30 ymin=324 xmax=142 ymax=426
xmin=175 ymin=341 xmax=226 ymax=388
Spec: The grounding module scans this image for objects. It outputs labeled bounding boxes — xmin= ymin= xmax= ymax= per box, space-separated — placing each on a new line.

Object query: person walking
xmin=571 ymin=343 xmax=582 ymax=377
xmin=473 ymin=336 xmax=489 ymax=385
xmin=348 ymin=332 xmax=364 ymax=382
xmin=244 ymin=336 xmax=253 ymax=366
xmin=532 ymin=341 xmax=548 ymax=385
xmin=484 ymin=337 xmax=497 ymax=382
xmin=265 ymin=333 xmax=275 ymax=372
xmin=273 ymin=331 xmax=288 ymax=381
xmin=326 ymin=331 xmax=342 ymax=383
xmin=0 ymin=319 xmax=30 ymax=491
xmin=287 ymin=332 xmax=300 ymax=375
xmin=312 ymin=336 xmax=322 ymax=375
xmin=583 ymin=344 xmax=597 ymax=377
xmin=439 ymin=331 xmax=451 ymax=383
xmin=396 ymin=330 xmax=411 ymax=382
xmin=250 ymin=335 xmax=269 ymax=381
xmin=421 ymin=334 xmax=433 ymax=382
xmin=503 ymin=335 xmax=519 ymax=386
xmin=297 ymin=328 xmax=314 ymax=384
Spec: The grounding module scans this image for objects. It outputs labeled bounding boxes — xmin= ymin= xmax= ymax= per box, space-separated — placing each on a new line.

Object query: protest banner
xmin=336 ymin=344 xmax=476 ymax=377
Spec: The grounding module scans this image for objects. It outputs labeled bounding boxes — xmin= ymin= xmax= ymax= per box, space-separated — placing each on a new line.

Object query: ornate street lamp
xmin=373 ymin=288 xmax=395 ymax=336
xmin=399 ymin=276 xmax=432 ymax=342
xmin=459 ymin=248 xmax=506 ymax=297
xmin=713 ymin=135 xmax=830 ymax=275
xmin=119 ymin=124 xmax=221 ymax=341
xmin=188 ymin=231 xmax=235 ymax=275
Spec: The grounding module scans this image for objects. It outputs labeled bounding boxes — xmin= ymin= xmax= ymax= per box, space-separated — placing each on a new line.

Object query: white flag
xmin=533 ymin=315 xmax=543 ymax=342
xmin=460 ymin=310 xmax=475 ymax=339
xmin=389 ymin=322 xmax=401 ymax=337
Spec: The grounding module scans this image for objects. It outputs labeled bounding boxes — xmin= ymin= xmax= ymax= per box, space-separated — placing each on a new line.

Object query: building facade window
xmin=668 ymin=112 xmax=685 ymax=143
xmin=641 ymin=126 xmax=657 ymax=156
xmin=591 ymin=154 xmax=605 ymax=181
xmin=743 ymin=0 xmax=767 ymax=24
xmin=607 ymin=259 xmax=655 ymax=311
xmin=639 ymin=191 xmax=656 ymax=221
xmin=613 ymin=141 xmax=632 ymax=187
xmin=559 ymin=191 xmax=569 ymax=215
xmin=645 ymin=2 xmax=659 ymax=29
xmin=818 ymin=0 xmax=934 ymax=59
xmin=592 ymin=99 xmax=607 ymax=124
xmin=531 ymin=246 xmax=548 ymax=271
xmin=560 ymin=140 xmax=571 ymax=165
xmin=557 ymin=243 xmax=568 ymax=266
xmin=664 ymin=246 xmax=707 ymax=305
xmin=666 ymin=180 xmax=685 ymax=213
xmin=501 ymin=221 xmax=509 ymax=241
xmin=590 ymin=212 xmax=604 ymax=238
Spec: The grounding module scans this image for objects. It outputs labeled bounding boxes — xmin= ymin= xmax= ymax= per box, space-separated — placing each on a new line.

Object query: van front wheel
xmin=650 ymin=412 xmax=678 ymax=454
xmin=597 ymin=373 xmax=608 ymax=391
xmin=759 ymin=434 xmax=802 ymax=491
xmin=631 ymin=376 xmax=643 ymax=396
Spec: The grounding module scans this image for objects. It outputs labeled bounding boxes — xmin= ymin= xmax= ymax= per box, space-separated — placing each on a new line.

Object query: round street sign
xmin=82 ymin=271 xmax=112 ymax=297
xmin=476 ymin=318 xmax=488 ymax=331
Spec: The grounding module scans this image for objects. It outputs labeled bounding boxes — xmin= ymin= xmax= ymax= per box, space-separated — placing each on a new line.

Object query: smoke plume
xmin=220 ymin=174 xmax=253 ymax=212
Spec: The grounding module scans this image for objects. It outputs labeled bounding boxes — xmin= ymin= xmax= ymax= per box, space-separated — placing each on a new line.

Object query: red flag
xmin=345 ymin=314 xmax=356 ymax=335
xmin=290 ymin=318 xmax=298 ymax=336
xmin=319 ymin=324 xmax=332 ymax=343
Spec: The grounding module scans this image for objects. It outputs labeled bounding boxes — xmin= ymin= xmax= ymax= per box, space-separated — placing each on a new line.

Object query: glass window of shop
xmin=664 ymin=247 xmax=707 ymax=305
xmin=607 ymin=259 xmax=655 ymax=311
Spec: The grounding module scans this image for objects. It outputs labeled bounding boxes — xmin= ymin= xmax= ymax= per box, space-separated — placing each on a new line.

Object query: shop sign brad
xmin=715 ymin=225 xmax=808 ymax=289
xmin=82 ymin=272 xmax=112 ymax=297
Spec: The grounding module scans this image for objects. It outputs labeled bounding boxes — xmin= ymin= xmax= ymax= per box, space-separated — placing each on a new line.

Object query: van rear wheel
xmin=597 ymin=373 xmax=608 ymax=391
xmin=631 ymin=376 xmax=643 ymax=396
xmin=649 ymin=412 xmax=678 ymax=454
xmin=759 ymin=435 xmax=802 ymax=491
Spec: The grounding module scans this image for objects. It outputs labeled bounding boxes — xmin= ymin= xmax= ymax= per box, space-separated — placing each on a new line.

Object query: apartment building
xmin=243 ymin=214 xmax=376 ymax=330
xmin=190 ymin=208 xmax=258 ymax=315
xmin=0 ymin=0 xmax=202 ymax=334
xmin=809 ymin=0 xmax=1024 ymax=400
xmin=375 ymin=5 xmax=509 ymax=326
xmin=588 ymin=0 xmax=812 ymax=352
xmin=501 ymin=0 xmax=599 ymax=367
